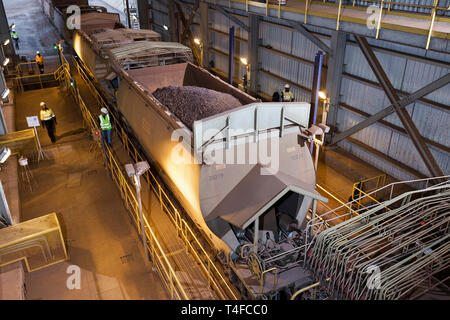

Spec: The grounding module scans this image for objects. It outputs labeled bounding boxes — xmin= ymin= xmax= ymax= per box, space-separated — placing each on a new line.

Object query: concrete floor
xmin=14 ymin=85 xmax=168 ymax=300
xmin=4 ymin=0 xmax=71 ymax=57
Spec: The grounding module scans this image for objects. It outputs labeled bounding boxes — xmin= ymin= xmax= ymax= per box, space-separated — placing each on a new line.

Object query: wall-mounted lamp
xmin=193 ymin=38 xmax=203 ymax=66
xmin=163 ymin=25 xmax=169 ymax=31
xmin=125 ymin=161 xmax=151 ymax=260
xmin=318 ymin=91 xmax=327 ymax=100
xmin=0 ymin=147 xmax=11 ymax=164
xmin=3 ymin=39 xmax=10 ymax=46
xmin=239 ymin=57 xmax=250 ymax=93
xmin=1 ymin=89 xmax=10 ymax=99
xmin=318 ymin=90 xmax=330 ymax=125
xmin=2 ymin=58 xmax=10 ymax=67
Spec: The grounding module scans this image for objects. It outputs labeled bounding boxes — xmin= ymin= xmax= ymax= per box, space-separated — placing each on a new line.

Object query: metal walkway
xmin=67 ymin=55 xmax=239 ymax=300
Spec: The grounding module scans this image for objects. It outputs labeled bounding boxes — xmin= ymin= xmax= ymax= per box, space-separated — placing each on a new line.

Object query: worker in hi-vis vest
xmin=39 ymin=102 xmax=57 ymax=143
xmin=99 ymin=107 xmax=112 ymax=147
xmin=10 ymin=30 xmax=19 ymax=50
xmin=281 ymin=84 xmax=294 ymax=102
xmin=36 ymin=51 xmax=44 ymax=74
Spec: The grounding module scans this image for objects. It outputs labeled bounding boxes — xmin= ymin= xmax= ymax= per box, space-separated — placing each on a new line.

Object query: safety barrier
xmin=234 ymin=0 xmax=449 ymax=48
xmin=305 ymin=181 xmax=450 ymax=299
xmin=351 ymin=174 xmax=387 ymax=212
xmin=55 ymin=58 xmax=189 ymax=300
xmin=13 ymin=60 xmax=65 ymax=92
xmin=306 ymin=175 xmax=450 ymax=234
xmin=70 ymin=56 xmax=238 ymax=300
xmin=0 ymin=213 xmax=68 ymax=272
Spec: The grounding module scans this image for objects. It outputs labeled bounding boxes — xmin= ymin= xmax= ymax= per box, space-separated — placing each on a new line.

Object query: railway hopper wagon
xmin=43 ymin=1 xmax=330 ymax=298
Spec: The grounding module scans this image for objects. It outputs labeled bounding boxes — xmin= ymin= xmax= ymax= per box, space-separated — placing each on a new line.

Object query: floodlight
xmin=0 ymin=147 xmax=11 ymax=164
xmin=318 ymin=91 xmax=327 ymax=100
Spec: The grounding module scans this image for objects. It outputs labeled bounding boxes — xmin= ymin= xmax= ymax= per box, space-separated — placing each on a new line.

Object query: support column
xmin=136 ymin=0 xmax=150 ymax=29
xmin=168 ymin=0 xmax=178 ymax=42
xmin=248 ymin=14 xmax=260 ymax=96
xmin=199 ymin=1 xmax=209 ymax=68
xmin=228 ymin=26 xmax=235 ymax=85
xmin=325 ymin=30 xmax=347 ymax=144
xmin=0 ymin=0 xmax=15 ymax=59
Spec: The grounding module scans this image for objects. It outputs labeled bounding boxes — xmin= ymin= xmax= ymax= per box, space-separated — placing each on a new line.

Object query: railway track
xmin=72 ymin=55 xmax=241 ymax=300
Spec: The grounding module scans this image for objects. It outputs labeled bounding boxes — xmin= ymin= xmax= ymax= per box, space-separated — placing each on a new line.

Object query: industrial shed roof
xmin=79 ymin=12 xmax=121 ymax=35
xmin=90 ymin=28 xmax=161 ymax=50
xmin=108 ymin=41 xmax=193 ymax=69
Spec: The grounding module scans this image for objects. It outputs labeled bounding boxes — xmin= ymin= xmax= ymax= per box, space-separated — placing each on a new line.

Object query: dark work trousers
xmin=12 ymin=38 xmax=19 ymax=50
xmin=43 ymin=119 xmax=56 ymax=143
xmin=38 ymin=63 xmax=44 ymax=74
xmin=101 ymin=129 xmax=112 ymax=147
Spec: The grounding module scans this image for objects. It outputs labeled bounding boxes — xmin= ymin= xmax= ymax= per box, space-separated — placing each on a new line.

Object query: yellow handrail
xmin=58 ymin=61 xmax=189 ymax=300
xmin=72 ymin=57 xmax=238 ymax=300
xmin=290 ymin=281 xmax=321 ymax=300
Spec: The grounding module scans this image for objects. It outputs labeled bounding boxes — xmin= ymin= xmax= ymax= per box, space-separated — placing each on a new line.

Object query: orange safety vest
xmin=36 ymin=55 xmax=44 ymax=65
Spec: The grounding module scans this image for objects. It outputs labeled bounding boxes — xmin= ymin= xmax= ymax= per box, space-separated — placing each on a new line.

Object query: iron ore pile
xmin=152 ymin=86 xmax=242 ymax=129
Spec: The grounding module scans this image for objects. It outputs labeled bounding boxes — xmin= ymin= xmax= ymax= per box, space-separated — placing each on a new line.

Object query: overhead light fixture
xmin=163 ymin=25 xmax=168 ymax=30
xmin=0 ymin=147 xmax=11 ymax=164
xmin=240 ymin=57 xmax=248 ymax=66
xmin=1 ymin=89 xmax=10 ymax=99
xmin=3 ymin=58 xmax=10 ymax=66
xmin=194 ymin=38 xmax=201 ymax=46
xmin=3 ymin=39 xmax=10 ymax=46
xmin=318 ymin=91 xmax=327 ymax=100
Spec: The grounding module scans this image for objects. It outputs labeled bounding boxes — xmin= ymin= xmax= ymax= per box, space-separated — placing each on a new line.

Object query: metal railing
xmin=350 ymin=174 xmax=387 ymax=212
xmin=238 ymin=0 xmax=449 ymax=48
xmin=13 ymin=61 xmax=64 ymax=92
xmin=306 ymin=175 xmax=450 ymax=234
xmin=56 ymin=58 xmax=189 ymax=300
xmin=305 ymin=181 xmax=450 ymax=299
xmin=71 ymin=56 xmax=239 ymax=300
xmin=0 ymin=213 xmax=68 ymax=272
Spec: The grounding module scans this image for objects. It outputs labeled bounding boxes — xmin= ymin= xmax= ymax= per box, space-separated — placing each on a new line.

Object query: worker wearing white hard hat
xmin=39 ymin=101 xmax=57 ymax=143
xmin=99 ymin=107 xmax=112 ymax=147
xmin=36 ymin=51 xmax=44 ymax=74
xmin=281 ymin=83 xmax=294 ymax=102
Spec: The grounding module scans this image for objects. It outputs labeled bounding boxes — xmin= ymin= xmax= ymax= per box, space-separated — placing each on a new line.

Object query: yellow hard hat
xmin=40 ymin=101 xmax=46 ymax=107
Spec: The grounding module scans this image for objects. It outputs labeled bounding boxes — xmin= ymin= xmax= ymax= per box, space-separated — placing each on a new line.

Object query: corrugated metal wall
xmin=149 ymin=0 xmax=449 ymax=181
xmin=339 ymin=41 xmax=450 ymax=177
xmin=328 ymin=0 xmax=450 ymax=16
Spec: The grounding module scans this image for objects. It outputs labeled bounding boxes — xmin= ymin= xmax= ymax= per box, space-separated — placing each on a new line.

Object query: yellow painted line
xmin=231 ymin=0 xmax=449 ymax=39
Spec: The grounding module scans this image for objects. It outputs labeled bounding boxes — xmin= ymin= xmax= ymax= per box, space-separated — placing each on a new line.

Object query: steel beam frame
xmin=199 ymin=1 xmax=209 ymax=69
xmin=168 ymin=0 xmax=178 ymax=42
xmin=331 ymin=72 xmax=450 ymax=145
xmin=210 ymin=4 xmax=249 ymax=32
xmin=353 ymin=35 xmax=444 ymax=177
xmin=137 ymin=0 xmax=150 ymax=29
xmin=248 ymin=14 xmax=260 ymax=95
xmin=287 ymin=21 xmax=331 ymax=55
xmin=180 ymin=0 xmax=200 ymax=42
xmin=325 ymin=30 xmax=347 ymax=140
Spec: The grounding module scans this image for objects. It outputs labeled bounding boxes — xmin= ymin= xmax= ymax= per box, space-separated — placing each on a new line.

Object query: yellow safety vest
xmin=36 ymin=55 xmax=44 ymax=64
xmin=40 ymin=108 xmax=55 ymax=121
xmin=99 ymin=114 xmax=112 ymax=130
xmin=282 ymin=90 xmax=294 ymax=102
